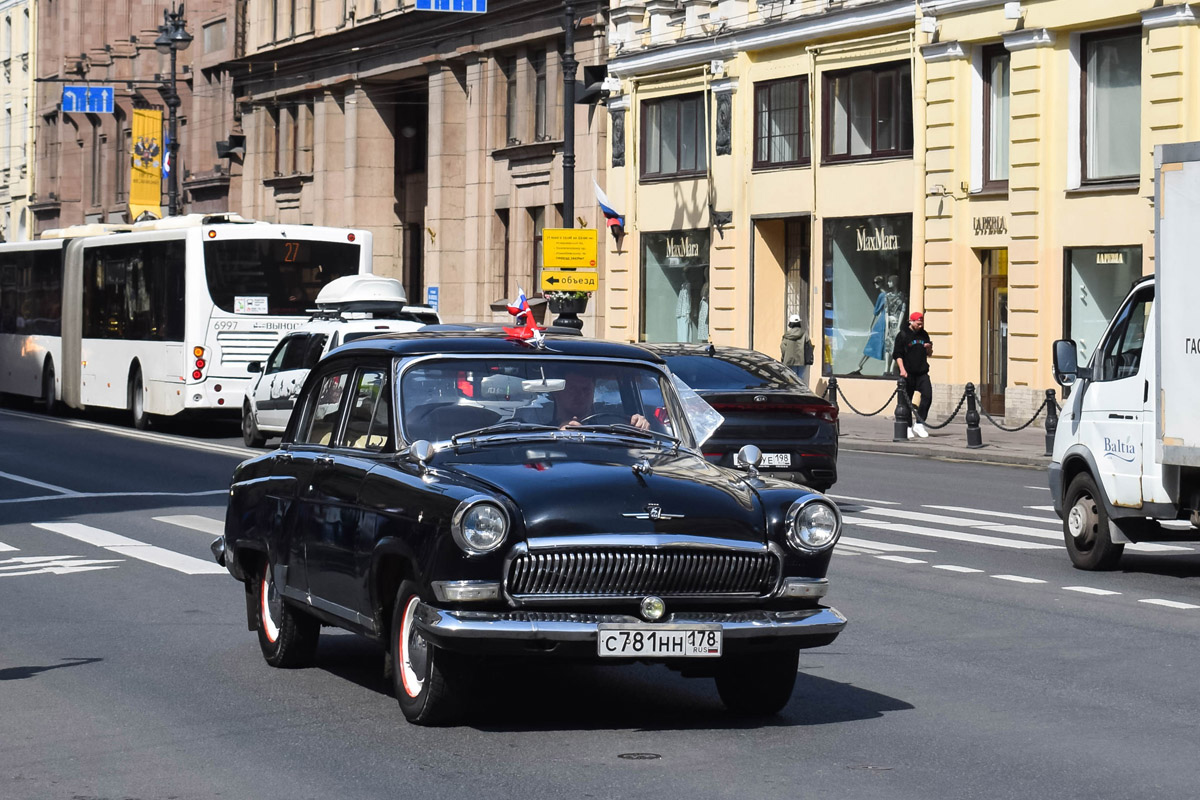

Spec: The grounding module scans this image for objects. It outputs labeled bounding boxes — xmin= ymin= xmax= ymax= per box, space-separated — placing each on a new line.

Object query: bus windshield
xmin=203 ymin=238 xmax=360 ymax=316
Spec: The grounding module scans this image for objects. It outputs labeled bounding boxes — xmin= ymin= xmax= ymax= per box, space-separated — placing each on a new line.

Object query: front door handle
xmin=315 ymin=455 xmax=335 ymax=466
xmin=277 ymin=452 xmax=293 ymax=463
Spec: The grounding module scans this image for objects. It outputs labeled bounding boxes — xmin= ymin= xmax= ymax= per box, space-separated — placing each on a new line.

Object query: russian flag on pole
xmin=506 ymin=286 xmax=531 ymax=323
xmin=503 ymin=286 xmax=544 ymax=344
xmin=593 ymin=181 xmax=624 ymax=240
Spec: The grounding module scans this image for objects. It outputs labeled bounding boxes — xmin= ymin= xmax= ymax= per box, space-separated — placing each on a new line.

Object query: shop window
xmin=753 ymin=76 xmax=810 ymax=168
xmin=821 ymin=215 xmax=913 ymax=377
xmin=823 ymin=61 xmax=912 ymax=163
xmin=983 ymin=45 xmax=1009 ymax=189
xmin=1082 ymin=29 xmax=1140 ymax=183
xmin=641 ymin=230 xmax=710 ymax=343
xmin=1064 ymin=246 xmax=1141 ymax=366
xmin=641 ymin=93 xmax=707 ymax=180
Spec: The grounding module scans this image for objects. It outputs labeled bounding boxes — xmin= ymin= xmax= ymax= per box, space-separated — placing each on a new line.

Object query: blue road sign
xmin=426 ymin=286 xmax=439 ymax=311
xmin=414 ymin=0 xmax=487 ymax=12
xmin=62 ymin=86 xmax=115 ymax=114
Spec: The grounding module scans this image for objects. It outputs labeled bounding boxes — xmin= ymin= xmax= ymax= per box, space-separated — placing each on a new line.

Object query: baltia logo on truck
xmin=1186 ymin=337 xmax=1200 ymax=354
xmin=1103 ymin=438 xmax=1136 ymax=463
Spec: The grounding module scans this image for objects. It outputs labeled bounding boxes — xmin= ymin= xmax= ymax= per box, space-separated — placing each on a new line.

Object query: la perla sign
xmin=665 ymin=237 xmax=701 ymax=258
xmin=856 ymin=227 xmax=899 ymax=252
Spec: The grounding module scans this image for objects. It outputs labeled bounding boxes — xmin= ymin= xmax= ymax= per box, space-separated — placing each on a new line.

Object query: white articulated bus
xmin=0 ymin=214 xmax=372 ymax=428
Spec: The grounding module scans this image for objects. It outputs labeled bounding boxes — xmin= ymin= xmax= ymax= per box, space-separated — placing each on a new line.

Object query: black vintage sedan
xmin=644 ymin=344 xmax=838 ymax=492
xmin=214 ymin=331 xmax=846 ymax=725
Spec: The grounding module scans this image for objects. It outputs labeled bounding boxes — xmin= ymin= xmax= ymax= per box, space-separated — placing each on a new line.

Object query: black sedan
xmin=643 ymin=344 xmax=838 ymax=492
xmin=214 ymin=331 xmax=846 ymax=725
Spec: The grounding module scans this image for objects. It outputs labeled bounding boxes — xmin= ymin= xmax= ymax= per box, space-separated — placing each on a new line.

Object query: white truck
xmin=1049 ymin=142 xmax=1200 ymax=570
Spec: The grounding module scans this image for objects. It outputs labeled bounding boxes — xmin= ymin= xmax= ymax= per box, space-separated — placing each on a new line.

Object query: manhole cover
xmin=618 ymin=753 xmax=662 ymax=761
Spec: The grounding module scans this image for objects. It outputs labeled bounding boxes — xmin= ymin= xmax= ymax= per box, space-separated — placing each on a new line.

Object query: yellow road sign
xmin=542 ymin=228 xmax=598 ymax=268
xmin=541 ymin=269 xmax=599 ymax=292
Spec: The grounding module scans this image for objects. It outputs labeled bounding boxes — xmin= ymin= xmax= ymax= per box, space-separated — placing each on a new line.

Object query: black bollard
xmin=827 ymin=377 xmax=840 ymax=435
xmin=965 ymin=382 xmax=984 ymax=448
xmin=1044 ymin=388 xmax=1058 ymax=457
xmin=894 ymin=378 xmax=911 ymax=442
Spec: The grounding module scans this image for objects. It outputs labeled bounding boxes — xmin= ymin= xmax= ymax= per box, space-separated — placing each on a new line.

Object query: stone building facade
xmin=31 ymin=0 xmax=241 ymax=233
xmin=232 ymin=0 xmax=611 ymax=331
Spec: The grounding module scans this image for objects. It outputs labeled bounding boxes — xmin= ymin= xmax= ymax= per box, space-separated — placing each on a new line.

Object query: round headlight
xmin=452 ymin=498 xmax=509 ymax=555
xmin=786 ymin=499 xmax=841 ymax=553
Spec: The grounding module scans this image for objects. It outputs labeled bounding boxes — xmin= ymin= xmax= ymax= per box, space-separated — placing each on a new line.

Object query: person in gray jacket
xmin=780 ymin=314 xmax=810 ymax=383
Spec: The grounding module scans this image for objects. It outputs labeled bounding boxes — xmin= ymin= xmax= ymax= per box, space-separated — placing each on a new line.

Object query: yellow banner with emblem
xmin=129 ymin=108 xmax=163 ymax=220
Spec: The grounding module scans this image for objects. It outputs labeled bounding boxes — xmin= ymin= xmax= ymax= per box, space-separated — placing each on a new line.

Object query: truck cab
xmin=1049 ymin=143 xmax=1200 ymax=570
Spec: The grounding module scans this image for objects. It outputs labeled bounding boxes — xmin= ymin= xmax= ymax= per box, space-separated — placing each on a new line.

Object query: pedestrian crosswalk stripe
xmin=860 ymin=507 xmax=1060 ymax=541
xmin=31 ymin=522 xmax=226 ymax=575
xmin=839 ymin=536 xmax=934 ymax=553
xmin=992 ymin=574 xmax=1046 ymax=584
xmin=0 ymin=555 xmax=123 ymax=577
xmin=1027 ymin=505 xmax=1056 ymax=512
xmin=846 ymin=518 xmax=1059 ymax=550
xmin=876 ymin=555 xmax=926 ymax=564
xmin=933 ymin=565 xmax=983 ymax=573
xmin=0 ymin=540 xmax=16 ymax=552
xmin=153 ymin=515 xmax=223 ymax=536
xmin=1138 ymin=598 xmax=1200 ymax=610
xmin=1125 ymin=542 xmax=1194 ymax=553
xmin=923 ymin=505 xmax=1060 ymax=525
xmin=1063 ymin=586 xmax=1121 ymax=596
xmin=829 ymin=494 xmax=901 ymax=506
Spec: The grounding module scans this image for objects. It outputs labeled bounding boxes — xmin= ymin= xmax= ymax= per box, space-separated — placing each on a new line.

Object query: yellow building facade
xmin=602 ymin=0 xmax=1198 ymax=423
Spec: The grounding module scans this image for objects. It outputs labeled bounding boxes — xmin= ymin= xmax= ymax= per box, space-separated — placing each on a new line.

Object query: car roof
xmin=323 ymin=330 xmax=668 ymax=364
xmin=641 ymin=342 xmax=780 ymax=365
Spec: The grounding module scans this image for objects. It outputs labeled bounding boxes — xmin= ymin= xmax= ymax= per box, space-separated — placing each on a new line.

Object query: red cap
xmin=910 ymin=311 xmax=924 ymax=321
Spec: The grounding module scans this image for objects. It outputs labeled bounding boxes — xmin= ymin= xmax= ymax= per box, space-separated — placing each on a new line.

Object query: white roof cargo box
xmin=1154 ymin=142 xmax=1200 ymax=467
xmin=315 ymin=275 xmax=409 ymax=307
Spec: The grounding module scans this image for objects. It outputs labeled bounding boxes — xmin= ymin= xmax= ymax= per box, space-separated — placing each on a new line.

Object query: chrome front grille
xmin=506 ymin=549 xmax=779 ymax=599
xmin=217 ymin=330 xmax=280 ymax=365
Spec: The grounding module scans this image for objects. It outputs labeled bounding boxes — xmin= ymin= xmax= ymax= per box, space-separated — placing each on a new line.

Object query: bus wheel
xmin=42 ymin=361 xmax=58 ymax=416
xmin=130 ymin=369 xmax=151 ymax=431
xmin=242 ymin=403 xmax=267 ymax=448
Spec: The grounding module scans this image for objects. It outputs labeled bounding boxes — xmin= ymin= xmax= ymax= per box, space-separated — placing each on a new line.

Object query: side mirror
xmin=247 ymin=361 xmax=262 ymax=374
xmin=1052 ymin=339 xmax=1087 ymax=386
xmin=409 ymin=440 xmax=434 ymax=472
xmin=734 ymin=444 xmax=763 ymax=475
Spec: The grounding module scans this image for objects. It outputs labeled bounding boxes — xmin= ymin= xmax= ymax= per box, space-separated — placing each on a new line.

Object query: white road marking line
xmin=847 ymin=519 xmax=1059 ymax=550
xmin=992 ymin=574 xmax=1047 ymax=584
xmin=923 ymin=505 xmax=1059 ymax=525
xmin=838 ymin=536 xmax=934 ymax=553
xmin=1027 ymin=505 xmax=1056 ymax=512
xmin=1025 ymin=486 xmax=1050 ymax=491
xmin=0 ymin=564 xmax=121 ymax=577
xmin=1126 ymin=542 xmax=1195 ymax=553
xmin=829 ymin=494 xmax=902 ymax=506
xmin=0 ymin=555 xmax=124 ymax=577
xmin=0 ymin=541 xmax=16 ymax=552
xmin=0 ymin=470 xmax=77 ymax=494
xmin=153 ymin=515 xmax=224 ymax=536
xmin=0 ymin=489 xmax=227 ymax=506
xmin=1139 ymin=599 xmax=1200 ymax=610
xmin=31 ymin=522 xmax=226 ymax=575
xmin=933 ymin=565 xmax=984 ymax=573
xmin=1063 ymin=586 xmax=1121 ymax=596
xmin=0 ymin=408 xmax=253 ymax=457
xmin=876 ymin=555 xmax=926 ymax=564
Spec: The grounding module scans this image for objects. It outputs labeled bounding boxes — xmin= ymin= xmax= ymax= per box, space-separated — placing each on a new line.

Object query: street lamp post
xmin=562 ymin=3 xmax=576 ymax=229
xmin=155 ymin=3 xmax=192 ymax=218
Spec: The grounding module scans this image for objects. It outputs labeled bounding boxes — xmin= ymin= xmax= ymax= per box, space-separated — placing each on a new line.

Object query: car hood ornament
xmin=622 ymin=503 xmax=684 ymax=521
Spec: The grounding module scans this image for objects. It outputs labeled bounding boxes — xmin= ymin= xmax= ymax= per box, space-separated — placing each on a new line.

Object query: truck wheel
xmin=242 ymin=403 xmax=267 ymax=448
xmin=1064 ymin=473 xmax=1124 ymax=570
xmin=255 ymin=561 xmax=320 ymax=668
xmin=391 ymin=583 xmax=464 ymax=725
xmin=715 ymin=649 xmax=799 ymax=716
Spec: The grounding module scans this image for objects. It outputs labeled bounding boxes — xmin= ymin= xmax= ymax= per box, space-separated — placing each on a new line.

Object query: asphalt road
xmin=2 ymin=406 xmax=1198 ymax=800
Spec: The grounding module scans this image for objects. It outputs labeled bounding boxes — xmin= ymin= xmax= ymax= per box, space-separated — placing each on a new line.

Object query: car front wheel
xmin=242 ymin=403 xmax=267 ymax=448
xmin=1064 ymin=472 xmax=1124 ymax=571
xmin=715 ymin=649 xmax=799 ymax=716
xmin=255 ymin=561 xmax=320 ymax=667
xmin=391 ymin=583 xmax=464 ymax=725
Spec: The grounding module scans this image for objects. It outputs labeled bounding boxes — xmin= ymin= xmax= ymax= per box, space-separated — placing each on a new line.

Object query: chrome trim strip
xmin=432 ymin=580 xmax=502 ymax=603
xmin=775 ymin=577 xmax=830 ymax=599
xmin=523 ymin=534 xmax=770 ymax=552
xmin=285 ymin=586 xmax=377 ymax=633
xmin=414 ymin=603 xmax=847 ymax=643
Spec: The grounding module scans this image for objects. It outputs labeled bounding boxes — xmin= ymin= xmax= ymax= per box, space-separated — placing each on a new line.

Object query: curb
xmin=840 ymin=437 xmax=1050 ymax=469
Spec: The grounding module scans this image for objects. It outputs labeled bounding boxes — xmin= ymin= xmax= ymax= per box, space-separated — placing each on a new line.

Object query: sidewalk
xmin=836 ymin=411 xmax=1051 ymax=469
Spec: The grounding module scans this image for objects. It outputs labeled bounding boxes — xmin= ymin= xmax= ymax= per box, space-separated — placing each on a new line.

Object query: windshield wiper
xmin=568 ymin=422 xmax=679 ymax=443
xmin=451 ymin=420 xmax=558 ymax=443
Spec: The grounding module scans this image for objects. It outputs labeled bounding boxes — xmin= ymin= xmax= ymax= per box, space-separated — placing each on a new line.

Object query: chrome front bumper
xmin=413 ymin=603 xmax=847 ymax=647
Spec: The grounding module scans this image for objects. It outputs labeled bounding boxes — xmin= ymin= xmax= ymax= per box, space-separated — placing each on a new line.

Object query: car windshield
xmin=664 ymin=354 xmax=803 ymax=391
xmin=399 ymin=358 xmax=686 ymax=445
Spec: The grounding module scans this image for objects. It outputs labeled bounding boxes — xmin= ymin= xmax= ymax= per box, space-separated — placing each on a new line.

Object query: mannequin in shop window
xmin=882 ymin=276 xmax=906 ymax=375
xmin=675 ymin=267 xmax=695 ymax=342
xmin=696 ymin=272 xmax=709 ymax=342
xmin=851 ymin=275 xmax=888 ymax=375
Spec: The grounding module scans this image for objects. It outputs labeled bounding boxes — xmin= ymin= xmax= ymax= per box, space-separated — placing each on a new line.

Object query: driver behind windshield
xmin=555 ymin=369 xmax=650 ymax=431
